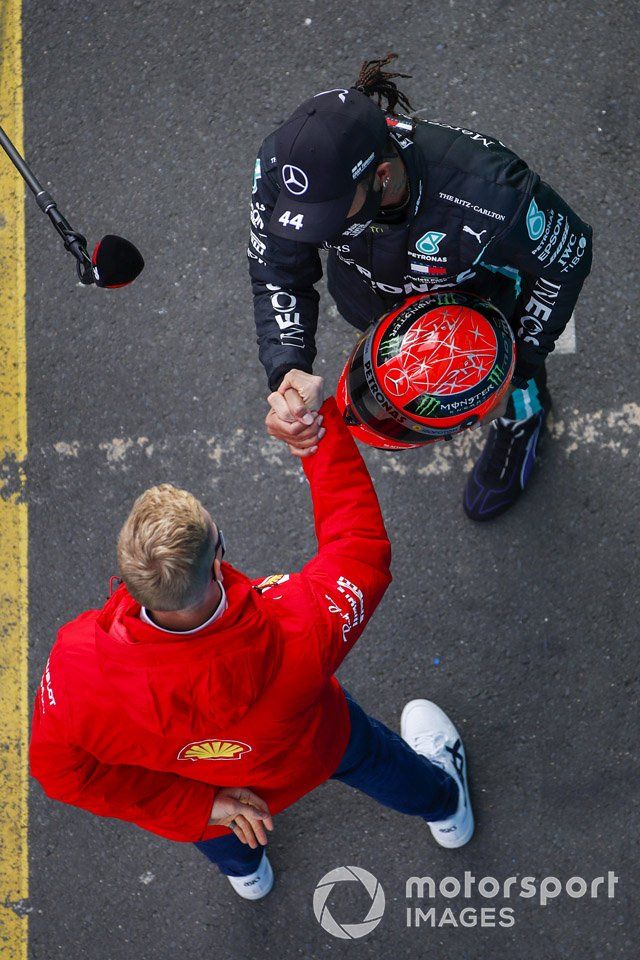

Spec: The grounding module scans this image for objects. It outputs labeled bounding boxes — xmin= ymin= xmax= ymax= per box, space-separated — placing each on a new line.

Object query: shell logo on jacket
xmin=177 ymin=739 xmax=252 ymax=762
xmin=254 ymin=573 xmax=290 ymax=593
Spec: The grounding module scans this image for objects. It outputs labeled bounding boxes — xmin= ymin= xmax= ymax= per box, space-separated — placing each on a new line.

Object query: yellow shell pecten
xmin=184 ymin=740 xmax=246 ymax=760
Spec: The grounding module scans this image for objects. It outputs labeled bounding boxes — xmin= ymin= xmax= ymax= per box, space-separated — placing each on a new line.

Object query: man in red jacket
xmin=30 ymin=371 xmax=473 ymax=900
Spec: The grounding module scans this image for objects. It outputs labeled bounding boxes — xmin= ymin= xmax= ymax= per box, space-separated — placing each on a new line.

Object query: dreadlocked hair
xmin=354 ymin=52 xmax=413 ymax=115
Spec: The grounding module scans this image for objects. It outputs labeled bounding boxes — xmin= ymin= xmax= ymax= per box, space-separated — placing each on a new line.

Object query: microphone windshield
xmin=92 ymin=234 xmax=144 ymax=288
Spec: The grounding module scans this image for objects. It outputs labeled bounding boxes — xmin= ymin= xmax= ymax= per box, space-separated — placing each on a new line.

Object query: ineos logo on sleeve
xmin=282 ymin=165 xmax=309 ymax=195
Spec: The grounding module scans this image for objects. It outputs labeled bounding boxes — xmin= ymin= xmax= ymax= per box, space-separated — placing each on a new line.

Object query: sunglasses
xmin=213 ymin=526 xmax=225 ymax=562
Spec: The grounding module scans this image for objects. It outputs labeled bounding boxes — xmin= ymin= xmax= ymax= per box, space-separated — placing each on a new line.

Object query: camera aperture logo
xmin=313 ymin=866 xmax=386 ymax=939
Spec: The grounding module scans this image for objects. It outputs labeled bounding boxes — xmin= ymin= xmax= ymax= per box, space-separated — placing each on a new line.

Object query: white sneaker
xmin=226 ymin=850 xmax=274 ymax=900
xmin=401 ymin=699 xmax=474 ymax=848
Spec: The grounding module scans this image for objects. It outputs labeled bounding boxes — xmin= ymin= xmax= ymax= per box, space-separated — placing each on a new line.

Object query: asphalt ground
xmin=18 ymin=0 xmax=639 ymax=957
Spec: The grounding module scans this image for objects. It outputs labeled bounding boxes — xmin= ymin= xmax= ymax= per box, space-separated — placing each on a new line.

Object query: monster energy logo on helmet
xmin=379 ymin=335 xmax=404 ymax=360
xmin=414 ymin=395 xmax=441 ymax=416
xmin=487 ymin=364 xmax=504 ymax=387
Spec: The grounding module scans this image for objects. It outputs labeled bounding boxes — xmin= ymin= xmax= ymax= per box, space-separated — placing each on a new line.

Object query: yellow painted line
xmin=0 ymin=0 xmax=29 ymax=957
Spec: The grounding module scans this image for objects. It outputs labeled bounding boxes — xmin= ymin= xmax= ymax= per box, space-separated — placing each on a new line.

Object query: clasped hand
xmin=265 ymin=369 xmax=326 ymax=457
xmin=208 ymin=787 xmax=274 ymax=848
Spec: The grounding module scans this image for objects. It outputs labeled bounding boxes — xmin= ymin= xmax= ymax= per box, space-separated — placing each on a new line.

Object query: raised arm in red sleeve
xmin=298 ymin=396 xmax=392 ymax=675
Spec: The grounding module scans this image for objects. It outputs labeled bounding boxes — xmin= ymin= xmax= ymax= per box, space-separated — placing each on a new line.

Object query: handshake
xmin=264 ymin=369 xmax=327 ymax=458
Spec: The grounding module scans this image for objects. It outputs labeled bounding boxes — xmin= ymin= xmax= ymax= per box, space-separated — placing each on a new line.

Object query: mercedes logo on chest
xmin=282 ymin=164 xmax=309 ymax=195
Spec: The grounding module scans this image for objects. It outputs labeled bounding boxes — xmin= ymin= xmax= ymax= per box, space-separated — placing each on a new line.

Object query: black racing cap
xmin=269 ymin=88 xmax=389 ymax=244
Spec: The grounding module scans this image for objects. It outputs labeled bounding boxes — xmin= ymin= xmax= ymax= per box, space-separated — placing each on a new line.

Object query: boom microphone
xmin=92 ymin=235 xmax=144 ymax=288
xmin=0 ymin=123 xmax=144 ymax=288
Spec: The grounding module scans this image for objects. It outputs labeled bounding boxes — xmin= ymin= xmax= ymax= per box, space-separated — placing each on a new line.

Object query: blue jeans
xmin=193 ymin=690 xmax=458 ymax=877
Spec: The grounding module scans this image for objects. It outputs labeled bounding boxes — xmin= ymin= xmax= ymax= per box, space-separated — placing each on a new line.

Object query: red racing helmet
xmin=336 ymin=291 xmax=515 ymax=450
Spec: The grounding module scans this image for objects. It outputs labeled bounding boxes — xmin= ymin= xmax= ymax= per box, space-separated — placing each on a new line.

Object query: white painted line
xmin=554 ymin=311 xmax=576 ymax=355
xmin=47 ymin=403 xmax=640 ymax=480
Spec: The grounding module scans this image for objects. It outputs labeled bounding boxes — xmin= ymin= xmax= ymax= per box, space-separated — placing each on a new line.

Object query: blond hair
xmin=117 ymin=483 xmax=214 ymax=610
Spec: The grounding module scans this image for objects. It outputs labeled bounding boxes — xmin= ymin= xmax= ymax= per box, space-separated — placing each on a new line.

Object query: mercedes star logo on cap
xmin=282 ymin=164 xmax=309 ymax=195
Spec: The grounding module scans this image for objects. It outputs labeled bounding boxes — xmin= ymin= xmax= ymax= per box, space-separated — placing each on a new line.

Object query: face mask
xmin=340 ymin=176 xmax=383 ymax=237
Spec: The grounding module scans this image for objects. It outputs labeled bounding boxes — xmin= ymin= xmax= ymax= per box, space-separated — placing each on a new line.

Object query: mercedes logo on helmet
xmin=282 ymin=164 xmax=309 ymax=196
xmin=384 ymin=370 xmax=410 ymax=398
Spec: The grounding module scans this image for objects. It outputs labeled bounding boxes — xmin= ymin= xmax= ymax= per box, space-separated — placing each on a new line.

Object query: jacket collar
xmin=96 ymin=563 xmax=259 ymax=661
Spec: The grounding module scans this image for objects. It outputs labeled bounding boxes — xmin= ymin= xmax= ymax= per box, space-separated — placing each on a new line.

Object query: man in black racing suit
xmin=248 ymin=55 xmax=593 ymax=520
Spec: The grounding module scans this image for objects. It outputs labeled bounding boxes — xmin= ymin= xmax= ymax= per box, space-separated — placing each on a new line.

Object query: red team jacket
xmin=29 ymin=398 xmax=392 ymax=843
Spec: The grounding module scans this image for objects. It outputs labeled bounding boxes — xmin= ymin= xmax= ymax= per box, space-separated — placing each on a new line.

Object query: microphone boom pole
xmin=2 ymin=124 xmax=101 ymax=285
